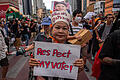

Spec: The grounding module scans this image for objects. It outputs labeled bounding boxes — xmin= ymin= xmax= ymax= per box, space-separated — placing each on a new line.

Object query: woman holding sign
xmin=17 ymin=11 xmax=84 ymax=80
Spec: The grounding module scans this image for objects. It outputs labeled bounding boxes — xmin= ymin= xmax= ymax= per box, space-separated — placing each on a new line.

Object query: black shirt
xmin=21 ymin=25 xmax=29 ymax=34
xmin=11 ymin=23 xmax=21 ymax=38
xmin=98 ymin=30 xmax=120 ymax=80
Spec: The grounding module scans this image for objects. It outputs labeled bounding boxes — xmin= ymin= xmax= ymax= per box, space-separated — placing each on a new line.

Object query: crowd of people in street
xmin=0 ymin=5 xmax=120 ymax=80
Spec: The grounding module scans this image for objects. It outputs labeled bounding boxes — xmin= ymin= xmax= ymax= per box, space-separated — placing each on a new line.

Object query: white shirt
xmin=69 ymin=22 xmax=83 ymax=35
xmin=0 ymin=28 xmax=7 ymax=60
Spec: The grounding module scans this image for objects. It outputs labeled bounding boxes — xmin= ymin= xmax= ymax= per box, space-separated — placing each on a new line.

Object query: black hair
xmin=31 ymin=19 xmax=34 ymax=22
xmin=105 ymin=14 xmax=113 ymax=19
xmin=55 ymin=2 xmax=67 ymax=7
xmin=110 ymin=11 xmax=120 ymax=33
xmin=15 ymin=20 xmax=18 ymax=23
xmin=72 ymin=9 xmax=82 ymax=17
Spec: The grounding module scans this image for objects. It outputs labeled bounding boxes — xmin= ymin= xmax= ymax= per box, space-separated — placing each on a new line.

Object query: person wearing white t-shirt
xmin=0 ymin=21 xmax=9 ymax=80
xmin=68 ymin=9 xmax=90 ymax=72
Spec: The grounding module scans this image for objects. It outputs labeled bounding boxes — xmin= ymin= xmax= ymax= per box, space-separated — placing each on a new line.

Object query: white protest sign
xmin=33 ymin=41 xmax=81 ymax=79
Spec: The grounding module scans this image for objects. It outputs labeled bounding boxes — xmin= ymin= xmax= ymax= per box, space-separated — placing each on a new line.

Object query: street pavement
xmin=0 ymin=43 xmax=96 ymax=80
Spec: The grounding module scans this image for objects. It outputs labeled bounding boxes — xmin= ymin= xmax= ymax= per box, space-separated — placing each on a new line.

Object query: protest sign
xmin=33 ymin=42 xmax=81 ymax=79
xmin=51 ymin=1 xmax=72 ymax=14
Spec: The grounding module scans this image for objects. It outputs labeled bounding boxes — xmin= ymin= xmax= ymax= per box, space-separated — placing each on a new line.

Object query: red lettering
xmin=57 ymin=52 xmax=62 ymax=57
xmin=67 ymin=50 xmax=72 ymax=58
xmin=42 ymin=50 xmax=46 ymax=54
xmin=37 ymin=48 xmax=44 ymax=55
xmin=52 ymin=49 xmax=57 ymax=56
xmin=37 ymin=48 xmax=50 ymax=56
xmin=53 ymin=49 xmax=63 ymax=57
xmin=51 ymin=62 xmax=57 ymax=69
xmin=38 ymin=60 xmax=73 ymax=73
xmin=64 ymin=65 xmax=69 ymax=70
xmin=45 ymin=61 xmax=50 ymax=68
xmin=61 ymin=61 xmax=66 ymax=70
xmin=56 ymin=62 xmax=62 ymax=69
xmin=62 ymin=53 xmax=67 ymax=57
xmin=70 ymin=65 xmax=73 ymax=73
xmin=46 ymin=50 xmax=50 ymax=56
xmin=38 ymin=60 xmax=44 ymax=68
xmin=53 ymin=49 xmax=71 ymax=58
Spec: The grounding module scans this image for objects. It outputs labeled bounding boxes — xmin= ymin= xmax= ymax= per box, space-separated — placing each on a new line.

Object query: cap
xmin=41 ymin=17 xmax=52 ymax=26
xmin=55 ymin=1 xmax=67 ymax=7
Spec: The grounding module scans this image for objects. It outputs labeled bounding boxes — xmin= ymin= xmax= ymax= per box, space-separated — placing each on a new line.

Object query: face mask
xmin=75 ymin=17 xmax=82 ymax=23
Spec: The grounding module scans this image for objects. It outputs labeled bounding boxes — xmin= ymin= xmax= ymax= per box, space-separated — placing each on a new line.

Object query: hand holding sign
xmin=73 ymin=59 xmax=84 ymax=67
xmin=33 ymin=42 xmax=81 ymax=79
xmin=29 ymin=58 xmax=39 ymax=67
xmin=73 ymin=59 xmax=84 ymax=72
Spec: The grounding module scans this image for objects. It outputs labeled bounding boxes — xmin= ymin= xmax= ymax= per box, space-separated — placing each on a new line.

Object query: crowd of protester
xmin=0 ymin=8 xmax=120 ymax=80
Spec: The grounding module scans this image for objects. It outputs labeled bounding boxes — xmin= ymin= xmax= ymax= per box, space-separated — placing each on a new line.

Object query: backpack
xmin=0 ymin=29 xmax=9 ymax=46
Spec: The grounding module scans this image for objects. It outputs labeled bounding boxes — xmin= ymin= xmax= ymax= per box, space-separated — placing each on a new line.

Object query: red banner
xmin=0 ymin=4 xmax=9 ymax=18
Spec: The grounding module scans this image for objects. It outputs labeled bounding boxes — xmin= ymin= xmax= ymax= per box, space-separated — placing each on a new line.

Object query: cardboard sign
xmin=33 ymin=42 xmax=81 ymax=79
xmin=68 ymin=29 xmax=92 ymax=45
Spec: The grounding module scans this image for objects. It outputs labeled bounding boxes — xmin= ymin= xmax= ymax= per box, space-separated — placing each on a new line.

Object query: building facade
xmin=87 ymin=2 xmax=95 ymax=12
xmin=77 ymin=0 xmax=82 ymax=11
xmin=0 ymin=0 xmax=19 ymax=18
xmin=82 ymin=0 xmax=87 ymax=13
xmin=23 ymin=0 xmax=32 ymax=15
xmin=105 ymin=0 xmax=120 ymax=16
xmin=105 ymin=0 xmax=113 ymax=15
xmin=86 ymin=0 xmax=96 ymax=8
xmin=94 ymin=1 xmax=105 ymax=14
xmin=18 ymin=0 xmax=23 ymax=14
xmin=65 ymin=0 xmax=77 ymax=12
xmin=0 ymin=0 xmax=19 ymax=9
xmin=112 ymin=0 xmax=120 ymax=12
xmin=32 ymin=0 xmax=37 ymax=15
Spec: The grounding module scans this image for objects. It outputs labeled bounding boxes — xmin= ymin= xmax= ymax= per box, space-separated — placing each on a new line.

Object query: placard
xmin=33 ymin=42 xmax=81 ymax=79
xmin=51 ymin=1 xmax=72 ymax=14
